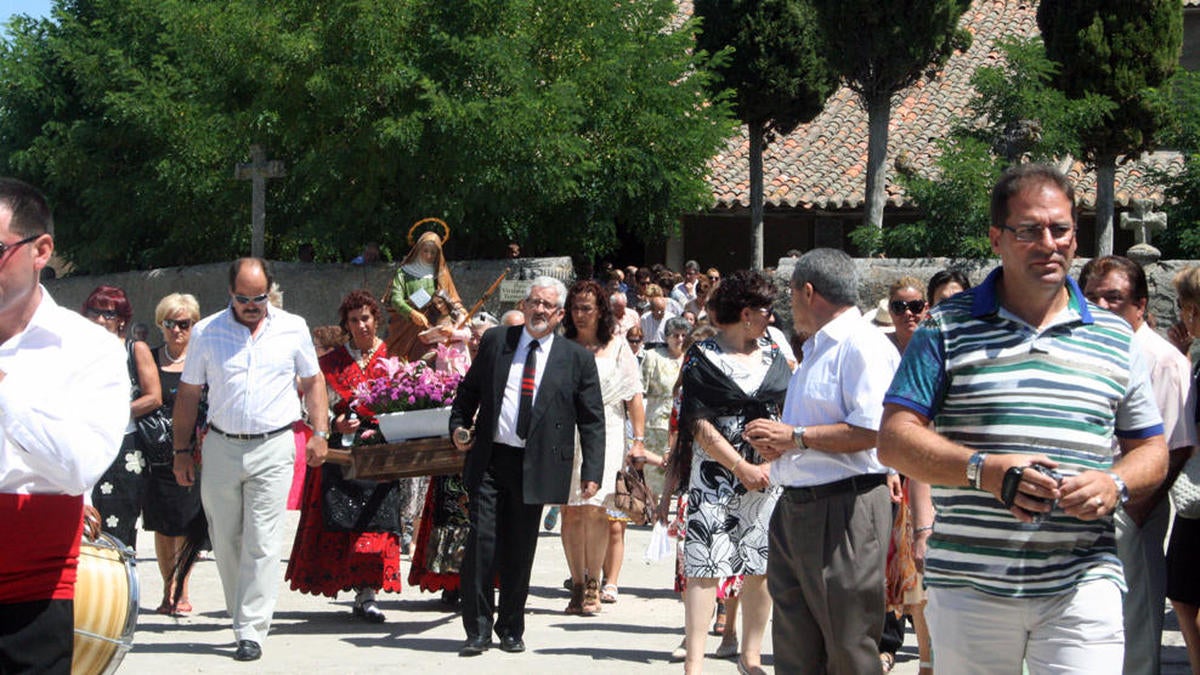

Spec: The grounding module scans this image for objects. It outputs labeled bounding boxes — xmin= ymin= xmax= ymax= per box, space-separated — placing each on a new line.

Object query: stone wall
xmin=46 ymin=257 xmax=574 ymax=333
xmin=47 ymin=256 xmax=1196 ymax=343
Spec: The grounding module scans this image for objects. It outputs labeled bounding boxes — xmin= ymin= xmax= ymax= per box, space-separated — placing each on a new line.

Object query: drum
xmin=72 ymin=532 xmax=139 ymax=675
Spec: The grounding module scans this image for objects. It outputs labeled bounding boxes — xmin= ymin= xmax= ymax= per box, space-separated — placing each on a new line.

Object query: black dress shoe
xmin=499 ymin=635 xmax=526 ymax=653
xmin=234 ymin=640 xmax=262 ymax=661
xmin=459 ymin=636 xmax=492 ymax=657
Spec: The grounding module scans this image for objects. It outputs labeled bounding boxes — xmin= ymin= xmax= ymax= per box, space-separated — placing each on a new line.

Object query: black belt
xmin=209 ymin=423 xmax=293 ymax=441
xmin=783 ymin=473 xmax=888 ymax=504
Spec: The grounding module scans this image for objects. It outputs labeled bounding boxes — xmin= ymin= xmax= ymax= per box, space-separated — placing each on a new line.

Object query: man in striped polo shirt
xmin=879 ymin=163 xmax=1168 ymax=674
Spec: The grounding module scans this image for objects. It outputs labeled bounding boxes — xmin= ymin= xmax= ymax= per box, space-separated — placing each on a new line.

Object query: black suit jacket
xmin=449 ymin=325 xmax=606 ymax=504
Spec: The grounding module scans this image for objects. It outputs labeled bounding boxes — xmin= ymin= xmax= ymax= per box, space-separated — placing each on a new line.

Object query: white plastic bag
xmin=644 ymin=520 xmax=674 ymax=563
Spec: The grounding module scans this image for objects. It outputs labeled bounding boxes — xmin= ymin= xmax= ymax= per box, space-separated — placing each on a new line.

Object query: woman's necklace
xmin=162 ymin=346 xmax=185 ymax=364
xmin=352 ymin=337 xmax=381 ymax=369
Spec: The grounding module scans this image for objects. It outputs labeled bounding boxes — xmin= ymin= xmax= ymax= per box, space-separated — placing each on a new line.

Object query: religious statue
xmin=385 ymin=219 xmax=469 ymax=363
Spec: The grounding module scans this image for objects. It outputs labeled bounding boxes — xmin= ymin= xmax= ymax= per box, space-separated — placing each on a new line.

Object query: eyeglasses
xmin=162 ymin=318 xmax=192 ymax=330
xmin=708 ymin=275 xmax=720 ymax=282
xmin=627 ymin=337 xmax=643 ymax=344
xmin=998 ymin=222 xmax=1075 ymax=243
xmin=525 ymin=298 xmax=559 ymax=311
xmin=754 ymin=307 xmax=772 ymax=317
xmin=85 ymin=307 xmax=119 ymax=320
xmin=0 ymin=233 xmax=41 ymax=258
xmin=233 ymin=293 xmax=269 ymax=305
xmin=889 ymin=299 xmax=927 ymax=315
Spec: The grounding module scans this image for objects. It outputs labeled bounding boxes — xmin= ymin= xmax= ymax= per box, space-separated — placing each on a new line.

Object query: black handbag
xmin=127 ymin=341 xmax=174 ymax=465
xmin=320 ymin=464 xmax=403 ymax=533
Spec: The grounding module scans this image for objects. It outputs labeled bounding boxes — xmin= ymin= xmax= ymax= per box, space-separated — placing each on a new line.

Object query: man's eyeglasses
xmin=525 ymin=298 xmax=559 ymax=311
xmin=162 ymin=318 xmax=192 ymax=330
xmin=0 ymin=233 xmax=41 ymax=258
xmin=998 ymin=222 xmax=1075 ymax=243
xmin=85 ymin=307 xmax=119 ymax=320
xmin=889 ymin=299 xmax=927 ymax=315
xmin=233 ymin=293 xmax=270 ymax=305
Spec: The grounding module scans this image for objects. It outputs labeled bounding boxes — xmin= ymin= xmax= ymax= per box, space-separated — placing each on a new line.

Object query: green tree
xmin=865 ymin=37 xmax=1111 ymax=259
xmin=809 ymin=0 xmax=971 ymax=244
xmin=1038 ymin=0 xmax=1182 ymax=256
xmin=0 ymin=0 xmax=734 ymax=273
xmin=1150 ymin=70 xmax=1200 ymax=258
xmin=693 ymin=0 xmax=834 ymax=270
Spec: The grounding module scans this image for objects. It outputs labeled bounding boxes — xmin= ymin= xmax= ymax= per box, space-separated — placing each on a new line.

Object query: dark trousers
xmin=0 ymin=598 xmax=73 ymax=674
xmin=460 ymin=443 xmax=542 ymax=641
xmin=768 ymin=481 xmax=891 ymax=675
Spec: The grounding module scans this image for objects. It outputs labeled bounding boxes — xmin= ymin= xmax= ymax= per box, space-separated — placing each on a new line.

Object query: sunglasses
xmin=85 ymin=307 xmax=119 ymax=320
xmin=233 ymin=293 xmax=270 ymax=305
xmin=162 ymin=318 xmax=192 ymax=330
xmin=0 ymin=233 xmax=41 ymax=258
xmin=627 ymin=337 xmax=643 ymax=344
xmin=708 ymin=275 xmax=720 ymax=281
xmin=889 ymin=299 xmax=927 ymax=315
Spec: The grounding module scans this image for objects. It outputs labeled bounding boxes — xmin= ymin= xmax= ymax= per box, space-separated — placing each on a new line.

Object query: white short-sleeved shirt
xmin=1133 ymin=322 xmax=1197 ymax=454
xmin=183 ymin=305 xmax=320 ymax=434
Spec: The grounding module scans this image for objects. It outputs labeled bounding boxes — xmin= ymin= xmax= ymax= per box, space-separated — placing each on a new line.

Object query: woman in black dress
xmin=84 ymin=286 xmax=161 ymax=551
xmin=144 ymin=293 xmax=205 ymax=615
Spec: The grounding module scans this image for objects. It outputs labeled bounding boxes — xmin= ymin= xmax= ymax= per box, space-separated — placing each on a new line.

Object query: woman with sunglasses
xmin=879 ymin=276 xmax=932 ymax=675
xmin=141 ymin=293 xmax=206 ymax=615
xmin=83 ymin=285 xmax=162 ymax=553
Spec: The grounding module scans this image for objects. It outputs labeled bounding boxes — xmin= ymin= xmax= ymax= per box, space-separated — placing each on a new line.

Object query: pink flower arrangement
xmin=352 ymin=353 xmax=463 ymax=415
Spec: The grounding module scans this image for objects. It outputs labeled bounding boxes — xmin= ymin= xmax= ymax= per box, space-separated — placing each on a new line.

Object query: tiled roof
xmin=705 ymin=0 xmax=1186 ymax=212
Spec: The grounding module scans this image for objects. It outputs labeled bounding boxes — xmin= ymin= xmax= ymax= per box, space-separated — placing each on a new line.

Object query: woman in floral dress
xmin=671 ymin=270 xmax=790 ymax=674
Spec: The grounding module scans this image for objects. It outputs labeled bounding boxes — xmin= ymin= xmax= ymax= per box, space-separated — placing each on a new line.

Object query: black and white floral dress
xmin=680 ymin=336 xmax=789 ymax=579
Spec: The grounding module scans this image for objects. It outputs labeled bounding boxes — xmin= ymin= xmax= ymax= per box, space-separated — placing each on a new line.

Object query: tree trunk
xmin=863 ymin=92 xmax=891 ymax=236
xmin=749 ymin=119 xmax=765 ymax=270
xmin=1095 ymin=155 xmax=1116 ymax=257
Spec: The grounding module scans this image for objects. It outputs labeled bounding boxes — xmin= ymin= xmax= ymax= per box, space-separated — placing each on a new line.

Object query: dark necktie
xmin=516 ymin=339 xmax=540 ymax=440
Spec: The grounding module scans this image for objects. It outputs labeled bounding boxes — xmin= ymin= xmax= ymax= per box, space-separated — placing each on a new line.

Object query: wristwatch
xmin=792 ymin=425 xmax=808 ymax=451
xmin=313 ymin=430 xmax=330 ymax=440
xmin=1106 ymin=471 xmax=1130 ymax=505
xmin=966 ymin=452 xmax=987 ymax=489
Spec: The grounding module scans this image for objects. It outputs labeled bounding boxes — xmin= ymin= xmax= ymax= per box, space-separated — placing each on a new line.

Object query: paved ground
xmin=110 ymin=509 xmax=1194 ymax=674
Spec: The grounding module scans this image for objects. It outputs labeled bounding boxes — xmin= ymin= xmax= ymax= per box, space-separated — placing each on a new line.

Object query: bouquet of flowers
xmin=352 ymin=351 xmax=464 ymax=415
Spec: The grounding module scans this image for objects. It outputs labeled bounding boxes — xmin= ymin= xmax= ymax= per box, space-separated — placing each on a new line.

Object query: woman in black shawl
xmin=667 ymin=270 xmax=790 ymax=675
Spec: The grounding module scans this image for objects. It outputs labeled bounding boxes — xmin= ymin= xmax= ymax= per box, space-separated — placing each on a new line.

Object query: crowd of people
xmin=4 ymin=162 xmax=1200 ymax=675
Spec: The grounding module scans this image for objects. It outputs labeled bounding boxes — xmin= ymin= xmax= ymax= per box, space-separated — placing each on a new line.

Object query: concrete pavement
xmin=113 ymin=509 xmax=1193 ymax=674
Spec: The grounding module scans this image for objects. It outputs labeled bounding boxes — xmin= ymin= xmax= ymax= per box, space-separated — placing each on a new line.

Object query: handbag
xmin=135 ymin=407 xmax=174 ymax=465
xmin=320 ymin=464 xmax=403 ymax=533
xmin=608 ymin=466 xmax=657 ymax=526
xmin=1170 ymin=452 xmax=1200 ymax=519
xmin=126 ymin=340 xmax=174 ymax=465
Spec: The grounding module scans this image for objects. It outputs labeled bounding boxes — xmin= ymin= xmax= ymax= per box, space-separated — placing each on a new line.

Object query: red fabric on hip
xmin=0 ymin=493 xmax=84 ymax=603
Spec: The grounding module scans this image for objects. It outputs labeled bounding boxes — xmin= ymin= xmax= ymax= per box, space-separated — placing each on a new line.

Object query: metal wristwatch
xmin=792 ymin=425 xmax=808 ymax=451
xmin=966 ymin=452 xmax=987 ymax=489
xmin=1106 ymin=471 xmax=1130 ymax=505
xmin=313 ymin=430 xmax=330 ymax=440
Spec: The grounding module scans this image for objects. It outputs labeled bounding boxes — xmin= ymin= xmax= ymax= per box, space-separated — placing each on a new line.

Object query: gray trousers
xmin=200 ymin=430 xmax=294 ymax=644
xmin=1116 ymin=498 xmax=1170 ymax=675
xmin=768 ymin=481 xmax=891 ymax=675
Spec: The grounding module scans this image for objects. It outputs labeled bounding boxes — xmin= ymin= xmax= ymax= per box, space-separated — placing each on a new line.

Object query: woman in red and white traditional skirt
xmin=286 ymin=290 xmax=401 ymax=623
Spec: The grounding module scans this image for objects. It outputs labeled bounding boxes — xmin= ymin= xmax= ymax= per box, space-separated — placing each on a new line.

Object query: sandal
xmin=736 ymin=657 xmax=767 ymax=675
xmin=714 ymin=633 xmax=739 ymax=659
xmin=155 ymin=599 xmax=175 ymax=615
xmin=581 ymin=577 xmax=601 ymax=615
xmin=600 ymin=583 xmax=618 ymax=603
xmin=565 ymin=583 xmax=584 ymax=614
xmin=880 ymin=652 xmax=896 ymax=673
xmin=712 ymin=599 xmax=727 ymax=635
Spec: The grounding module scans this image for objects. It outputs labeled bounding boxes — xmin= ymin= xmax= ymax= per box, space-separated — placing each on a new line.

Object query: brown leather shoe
xmin=581 ymin=577 xmax=601 ymax=615
xmin=565 ymin=583 xmax=583 ymax=614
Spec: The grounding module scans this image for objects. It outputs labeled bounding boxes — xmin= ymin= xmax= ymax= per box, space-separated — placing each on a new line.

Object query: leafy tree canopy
xmin=1 ymin=0 xmax=735 ymax=273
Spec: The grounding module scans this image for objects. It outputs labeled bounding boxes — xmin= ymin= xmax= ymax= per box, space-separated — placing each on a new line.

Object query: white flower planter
xmin=375 ymin=407 xmax=452 ymax=442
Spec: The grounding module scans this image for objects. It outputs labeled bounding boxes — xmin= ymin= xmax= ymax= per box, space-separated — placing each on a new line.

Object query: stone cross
xmin=234 ymin=144 xmax=286 ymax=258
xmin=1120 ymin=199 xmax=1167 ymax=247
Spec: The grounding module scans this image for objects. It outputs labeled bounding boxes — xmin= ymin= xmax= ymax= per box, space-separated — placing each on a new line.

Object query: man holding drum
xmin=0 ymin=178 xmax=129 ymax=674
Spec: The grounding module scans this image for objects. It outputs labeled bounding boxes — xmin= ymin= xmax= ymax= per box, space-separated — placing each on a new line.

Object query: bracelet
xmin=730 ymin=457 xmax=744 ymax=473
xmin=632 ymin=436 xmax=645 ymax=442
xmin=173 ymin=448 xmax=192 ymax=455
xmin=914 ymin=525 xmax=934 ymax=534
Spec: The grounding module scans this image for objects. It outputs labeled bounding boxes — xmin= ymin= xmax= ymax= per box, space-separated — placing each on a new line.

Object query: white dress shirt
xmin=494 ymin=328 xmax=555 ymax=448
xmin=183 ymin=305 xmax=320 ymax=434
xmin=0 ymin=288 xmax=128 ymax=495
xmin=640 ymin=311 xmax=675 ymax=344
xmin=1133 ymin=322 xmax=1197 ymax=454
xmin=772 ymin=307 xmax=900 ymax=487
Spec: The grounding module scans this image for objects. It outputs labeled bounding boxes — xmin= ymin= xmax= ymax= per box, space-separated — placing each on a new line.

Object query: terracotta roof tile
xmin=704 ymin=0 xmax=1186 ymax=212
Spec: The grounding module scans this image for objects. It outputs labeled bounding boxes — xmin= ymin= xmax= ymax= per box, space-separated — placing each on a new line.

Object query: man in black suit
xmin=450 ymin=276 xmax=605 ymax=657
